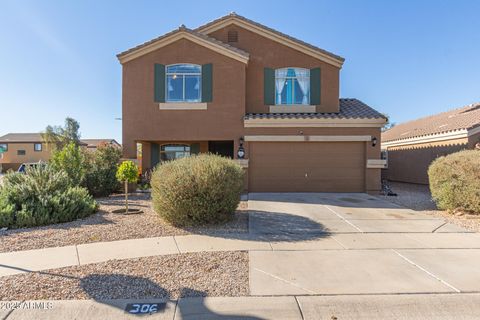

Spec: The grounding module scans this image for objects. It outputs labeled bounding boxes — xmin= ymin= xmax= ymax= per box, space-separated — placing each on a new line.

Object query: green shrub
xmin=151 ymin=154 xmax=244 ymax=226
xmin=50 ymin=142 xmax=87 ymax=186
xmin=428 ymin=150 xmax=480 ymax=213
xmin=0 ymin=166 xmax=97 ymax=228
xmin=0 ymin=193 xmax=15 ymax=228
xmin=84 ymin=144 xmax=122 ymax=197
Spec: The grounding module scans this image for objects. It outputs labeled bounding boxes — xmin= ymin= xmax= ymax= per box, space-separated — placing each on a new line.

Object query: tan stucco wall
xmin=468 ymin=131 xmax=480 ymax=148
xmin=384 ymin=138 xmax=470 ymax=185
xmin=0 ymin=142 xmax=51 ymax=171
xmin=208 ymin=25 xmax=341 ymax=113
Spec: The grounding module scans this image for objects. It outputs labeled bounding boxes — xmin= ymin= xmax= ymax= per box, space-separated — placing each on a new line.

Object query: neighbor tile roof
xmin=0 ymin=133 xmax=43 ymax=142
xmin=81 ymin=139 xmax=121 ymax=147
xmin=117 ymin=25 xmax=249 ymax=59
xmin=195 ymin=12 xmax=345 ymax=63
xmin=382 ymin=102 xmax=480 ymax=142
xmin=244 ymin=99 xmax=386 ymax=120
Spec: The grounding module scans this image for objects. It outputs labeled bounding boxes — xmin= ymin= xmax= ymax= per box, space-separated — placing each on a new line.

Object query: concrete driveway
xmin=248 ymin=193 xmax=480 ymax=296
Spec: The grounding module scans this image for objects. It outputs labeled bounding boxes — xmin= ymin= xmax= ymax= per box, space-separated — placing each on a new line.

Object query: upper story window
xmin=166 ymin=64 xmax=201 ymax=102
xmin=17 ymin=150 xmax=26 ymax=156
xmin=0 ymin=143 xmax=7 ymax=152
xmin=34 ymin=143 xmax=42 ymax=151
xmin=275 ymin=68 xmax=310 ymax=105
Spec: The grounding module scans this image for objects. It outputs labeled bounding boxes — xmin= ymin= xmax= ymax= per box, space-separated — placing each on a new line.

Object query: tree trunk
xmin=125 ymin=180 xmax=129 ymax=213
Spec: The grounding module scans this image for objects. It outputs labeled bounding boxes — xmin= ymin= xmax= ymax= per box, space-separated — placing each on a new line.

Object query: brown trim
xmin=245 ymin=118 xmax=386 ymax=128
xmin=118 ymin=30 xmax=249 ymax=64
xmin=244 ymin=135 xmax=372 ymax=142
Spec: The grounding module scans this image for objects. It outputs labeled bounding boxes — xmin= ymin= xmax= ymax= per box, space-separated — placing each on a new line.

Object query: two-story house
xmin=118 ymin=13 xmax=387 ymax=193
xmin=0 ymin=133 xmax=120 ymax=172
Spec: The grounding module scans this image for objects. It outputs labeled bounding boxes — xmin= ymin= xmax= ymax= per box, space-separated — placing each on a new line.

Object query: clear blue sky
xmin=1 ymin=0 xmax=479 ymax=142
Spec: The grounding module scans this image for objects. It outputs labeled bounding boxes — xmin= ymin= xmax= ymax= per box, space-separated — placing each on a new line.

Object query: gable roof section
xmin=117 ymin=26 xmax=249 ymax=64
xmin=195 ymin=13 xmax=345 ymax=68
xmin=382 ymin=102 xmax=480 ymax=144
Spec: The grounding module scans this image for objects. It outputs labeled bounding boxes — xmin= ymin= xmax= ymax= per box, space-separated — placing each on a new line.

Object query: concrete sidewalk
xmin=4 ymin=294 xmax=480 ymax=319
xmin=2 ymin=232 xmax=480 ymax=277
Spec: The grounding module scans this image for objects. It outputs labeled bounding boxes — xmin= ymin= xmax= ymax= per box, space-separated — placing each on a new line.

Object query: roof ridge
xmin=117 ymin=25 xmax=249 ymax=60
xmin=387 ymin=101 xmax=480 ymax=130
xmin=194 ymin=12 xmax=345 ymax=63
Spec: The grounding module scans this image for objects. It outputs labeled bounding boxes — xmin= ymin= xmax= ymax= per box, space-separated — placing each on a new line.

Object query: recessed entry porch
xmin=138 ymin=140 xmax=235 ymax=172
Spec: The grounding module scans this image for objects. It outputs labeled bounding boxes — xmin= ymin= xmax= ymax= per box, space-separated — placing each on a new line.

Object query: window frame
xmin=275 ymin=67 xmax=310 ymax=106
xmin=34 ymin=143 xmax=42 ymax=152
xmin=165 ymin=64 xmax=202 ymax=103
xmin=0 ymin=143 xmax=7 ymax=152
xmin=159 ymin=144 xmax=191 ymax=162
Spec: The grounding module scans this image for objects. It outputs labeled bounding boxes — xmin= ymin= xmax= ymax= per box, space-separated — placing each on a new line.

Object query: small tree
xmin=42 ymin=117 xmax=81 ymax=149
xmin=116 ymin=161 xmax=138 ymax=212
xmin=50 ymin=142 xmax=87 ymax=186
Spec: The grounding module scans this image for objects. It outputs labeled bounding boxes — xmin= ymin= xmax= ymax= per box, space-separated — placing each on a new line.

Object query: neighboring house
xmin=118 ymin=13 xmax=387 ymax=193
xmin=0 ymin=133 xmax=119 ymax=172
xmin=382 ymin=102 xmax=480 ymax=184
xmin=0 ymin=133 xmax=52 ymax=172
xmin=82 ymin=139 xmax=121 ymax=151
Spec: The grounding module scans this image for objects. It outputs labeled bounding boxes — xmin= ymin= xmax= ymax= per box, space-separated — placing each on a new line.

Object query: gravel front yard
xmin=379 ymin=181 xmax=480 ymax=232
xmin=0 ymin=251 xmax=248 ymax=300
xmin=0 ymin=193 xmax=248 ymax=253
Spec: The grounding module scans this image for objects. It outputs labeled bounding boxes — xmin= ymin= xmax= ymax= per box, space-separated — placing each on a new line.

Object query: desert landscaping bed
xmin=379 ymin=182 xmax=480 ymax=232
xmin=0 ymin=193 xmax=248 ymax=253
xmin=0 ymin=251 xmax=248 ymax=300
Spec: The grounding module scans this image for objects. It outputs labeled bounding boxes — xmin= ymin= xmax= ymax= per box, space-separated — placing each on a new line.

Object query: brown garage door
xmin=249 ymin=142 xmax=366 ymax=192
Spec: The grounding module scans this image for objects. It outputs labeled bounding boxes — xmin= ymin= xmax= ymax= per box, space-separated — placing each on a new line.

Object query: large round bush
xmin=428 ymin=150 xmax=480 ymax=213
xmin=0 ymin=166 xmax=97 ymax=228
xmin=151 ymin=154 xmax=244 ymax=226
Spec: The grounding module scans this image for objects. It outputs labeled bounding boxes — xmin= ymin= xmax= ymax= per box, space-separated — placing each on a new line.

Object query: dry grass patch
xmin=0 ymin=251 xmax=248 ymax=300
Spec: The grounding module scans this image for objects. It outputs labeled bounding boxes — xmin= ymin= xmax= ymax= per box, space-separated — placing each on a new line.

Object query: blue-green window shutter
xmin=154 ymin=64 xmax=165 ymax=102
xmin=190 ymin=143 xmax=200 ymax=155
xmin=201 ymin=64 xmax=213 ymax=102
xmin=310 ymin=67 xmax=321 ymax=105
xmin=264 ymin=68 xmax=275 ymax=105
xmin=151 ymin=143 xmax=160 ymax=169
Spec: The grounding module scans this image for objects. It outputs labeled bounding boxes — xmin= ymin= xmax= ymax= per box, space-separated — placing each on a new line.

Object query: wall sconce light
xmin=237 ymin=137 xmax=245 ymax=159
xmin=371 ymin=136 xmax=377 ymax=147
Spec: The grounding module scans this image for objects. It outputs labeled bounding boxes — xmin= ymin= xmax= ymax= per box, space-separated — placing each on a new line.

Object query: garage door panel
xmin=249 ymin=142 xmax=365 ymax=192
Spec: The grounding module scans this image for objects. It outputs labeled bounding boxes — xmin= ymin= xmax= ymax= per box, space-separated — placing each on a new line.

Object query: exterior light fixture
xmin=371 ymin=136 xmax=377 ymax=147
xmin=237 ymin=137 xmax=245 ymax=159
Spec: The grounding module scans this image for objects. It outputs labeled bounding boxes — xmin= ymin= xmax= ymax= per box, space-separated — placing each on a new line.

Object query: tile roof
xmin=244 ymin=99 xmax=386 ymax=120
xmin=81 ymin=139 xmax=121 ymax=148
xmin=195 ymin=13 xmax=345 ymax=63
xmin=0 ymin=133 xmax=43 ymax=142
xmin=382 ymin=102 xmax=480 ymax=142
xmin=117 ymin=25 xmax=249 ymax=60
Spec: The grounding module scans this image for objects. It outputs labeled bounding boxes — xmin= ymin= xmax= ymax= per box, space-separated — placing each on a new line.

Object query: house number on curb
xmin=125 ymin=302 xmax=166 ymax=314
